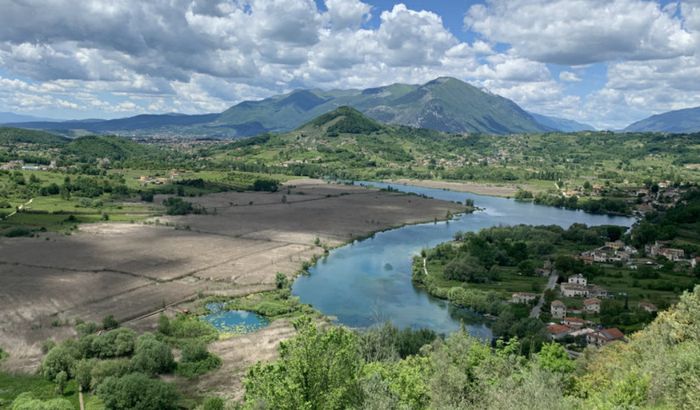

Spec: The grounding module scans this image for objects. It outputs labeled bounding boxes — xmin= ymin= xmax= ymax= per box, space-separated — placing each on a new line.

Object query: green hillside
xmin=0 ymin=127 xmax=68 ymax=147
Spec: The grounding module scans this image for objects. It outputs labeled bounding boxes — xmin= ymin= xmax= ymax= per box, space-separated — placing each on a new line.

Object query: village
xmin=511 ymin=237 xmax=698 ymax=351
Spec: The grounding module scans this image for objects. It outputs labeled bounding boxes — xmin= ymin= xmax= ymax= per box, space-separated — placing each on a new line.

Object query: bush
xmin=275 ymin=272 xmax=289 ymax=289
xmin=163 ymin=197 xmax=193 ymax=215
xmin=84 ymin=328 xmax=136 ymax=359
xmin=97 ymin=373 xmax=179 ymax=410
xmin=9 ymin=392 xmax=73 ymax=410
xmin=176 ymin=341 xmax=221 ymax=379
xmin=130 ymin=333 xmax=175 ymax=376
xmin=89 ymin=359 xmax=132 ymax=391
xmin=102 ymin=315 xmax=119 ymax=330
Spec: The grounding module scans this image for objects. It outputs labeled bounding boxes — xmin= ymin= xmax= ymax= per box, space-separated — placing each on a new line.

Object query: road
xmin=530 ymin=270 xmax=559 ymax=318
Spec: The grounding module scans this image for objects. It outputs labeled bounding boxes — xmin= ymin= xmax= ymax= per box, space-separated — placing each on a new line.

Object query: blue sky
xmin=0 ymin=0 xmax=699 ymax=129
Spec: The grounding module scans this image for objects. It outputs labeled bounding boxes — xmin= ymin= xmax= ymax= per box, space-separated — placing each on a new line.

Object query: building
xmin=646 ymin=241 xmax=685 ymax=261
xmin=606 ymin=240 xmax=624 ymax=250
xmin=547 ymin=324 xmax=571 ymax=340
xmin=562 ymin=317 xmax=586 ymax=329
xmin=638 ymin=301 xmax=658 ymax=314
xmin=568 ymin=273 xmax=587 ymax=286
xmin=584 ymin=298 xmax=601 ymax=314
xmin=511 ymin=292 xmax=538 ymax=304
xmin=586 ymin=328 xmax=625 ymax=347
xmin=561 ymin=283 xmax=589 ymax=297
xmin=588 ymin=285 xmax=610 ymax=299
xmin=551 ymin=300 xmax=567 ymax=319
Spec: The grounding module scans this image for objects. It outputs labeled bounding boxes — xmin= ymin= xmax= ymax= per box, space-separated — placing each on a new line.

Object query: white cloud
xmin=559 ymin=71 xmax=581 ymax=82
xmin=466 ymin=0 xmax=696 ymax=65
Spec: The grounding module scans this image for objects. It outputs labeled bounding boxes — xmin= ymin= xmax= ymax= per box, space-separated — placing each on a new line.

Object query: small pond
xmin=201 ymin=303 xmax=270 ymax=333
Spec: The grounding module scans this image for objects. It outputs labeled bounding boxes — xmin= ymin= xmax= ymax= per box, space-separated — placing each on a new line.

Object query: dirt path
xmin=530 ymin=271 xmax=559 ymax=318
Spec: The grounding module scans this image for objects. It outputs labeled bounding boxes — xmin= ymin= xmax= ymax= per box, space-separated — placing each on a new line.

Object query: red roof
xmin=584 ymin=298 xmax=601 ymax=305
xmin=600 ymin=328 xmax=624 ymax=340
xmin=563 ymin=317 xmax=585 ymax=323
xmin=547 ymin=324 xmax=571 ymax=335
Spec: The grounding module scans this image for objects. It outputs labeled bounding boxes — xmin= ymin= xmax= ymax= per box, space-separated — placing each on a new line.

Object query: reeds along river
xmin=292 ymin=182 xmax=636 ymax=339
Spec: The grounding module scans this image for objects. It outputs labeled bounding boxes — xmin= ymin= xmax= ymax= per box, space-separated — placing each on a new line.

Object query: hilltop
xmin=624 ymin=106 xmax=700 ymax=133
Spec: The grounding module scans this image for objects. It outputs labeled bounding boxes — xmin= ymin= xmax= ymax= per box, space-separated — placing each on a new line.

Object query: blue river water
xmin=292 ymin=182 xmax=636 ymax=338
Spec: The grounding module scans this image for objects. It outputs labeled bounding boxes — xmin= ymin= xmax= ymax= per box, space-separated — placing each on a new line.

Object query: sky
xmin=0 ymin=0 xmax=699 ymax=129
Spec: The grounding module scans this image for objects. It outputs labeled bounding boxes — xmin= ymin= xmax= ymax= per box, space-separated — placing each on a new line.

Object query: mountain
xmin=0 ymin=112 xmax=58 ymax=124
xmin=9 ymin=77 xmax=550 ymax=137
xmin=528 ymin=112 xmax=595 ymax=132
xmin=624 ymin=106 xmax=700 ymax=133
xmin=218 ymin=77 xmax=548 ymax=135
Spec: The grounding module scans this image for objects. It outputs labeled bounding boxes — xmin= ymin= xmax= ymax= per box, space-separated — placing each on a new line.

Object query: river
xmin=292 ymin=182 xmax=636 ymax=338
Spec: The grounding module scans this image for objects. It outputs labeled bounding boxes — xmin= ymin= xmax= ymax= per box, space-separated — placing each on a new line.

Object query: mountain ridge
xmin=624 ymin=106 xmax=700 ymax=133
xmin=6 ymin=77 xmax=590 ymax=137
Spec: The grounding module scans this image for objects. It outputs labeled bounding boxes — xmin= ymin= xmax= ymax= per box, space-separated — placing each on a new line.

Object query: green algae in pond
xmin=201 ymin=303 xmax=269 ymax=334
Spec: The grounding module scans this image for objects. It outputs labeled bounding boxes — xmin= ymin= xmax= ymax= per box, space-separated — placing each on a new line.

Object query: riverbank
xmin=383 ymin=178 xmax=542 ymax=198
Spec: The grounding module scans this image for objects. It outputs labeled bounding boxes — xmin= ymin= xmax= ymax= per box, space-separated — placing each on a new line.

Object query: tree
xmin=130 ymin=333 xmax=175 ymax=375
xmin=158 ymin=314 xmax=171 ymax=335
xmin=244 ymin=317 xmax=363 ymax=409
xmin=102 ymin=315 xmax=119 ymax=330
xmin=275 ymin=272 xmax=289 ymax=289
xmin=42 ymin=343 xmax=79 ymax=380
xmin=74 ymin=358 xmax=96 ymax=392
xmin=97 ymin=373 xmax=179 ymax=410
xmin=536 ymin=343 xmax=575 ymax=374
xmin=54 ymin=371 xmax=68 ymax=395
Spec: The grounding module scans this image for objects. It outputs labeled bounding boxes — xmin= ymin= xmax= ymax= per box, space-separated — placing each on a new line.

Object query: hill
xmin=64 ymin=135 xmax=156 ymax=161
xmin=624 ymin=106 xmax=700 ymax=133
xmin=10 ymin=78 xmax=549 ymax=137
xmin=219 ymin=77 xmax=548 ymax=135
xmin=528 ymin=112 xmax=595 ymax=132
xmin=0 ymin=127 xmax=68 ymax=146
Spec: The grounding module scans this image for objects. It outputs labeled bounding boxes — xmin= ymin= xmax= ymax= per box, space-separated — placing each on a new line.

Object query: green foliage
xmin=130 ymin=333 xmax=175 ymax=376
xmin=74 ymin=358 xmax=96 ymax=392
xmin=159 ymin=314 xmax=218 ymax=347
xmin=275 ymin=272 xmax=289 ymax=289
xmin=163 ymin=197 xmax=194 ymax=215
xmin=96 ymin=373 xmax=179 ymax=410
xmin=41 ymin=343 xmax=80 ymax=380
xmin=175 ymin=341 xmax=222 ymax=379
xmin=200 ymin=396 xmax=225 ymax=410
xmin=9 ymin=392 xmax=73 ymax=410
xmin=244 ymin=317 xmax=363 ymax=409
xmin=252 ymin=178 xmax=279 ymax=192
xmin=53 ymin=371 xmax=67 ymax=395
xmin=80 ymin=327 xmax=136 ymax=359
xmin=102 ymin=315 xmax=119 ymax=330
xmin=0 ymin=127 xmax=68 ymax=146
xmin=536 ymin=343 xmax=575 ymax=374
xmin=89 ymin=359 xmax=132 ymax=391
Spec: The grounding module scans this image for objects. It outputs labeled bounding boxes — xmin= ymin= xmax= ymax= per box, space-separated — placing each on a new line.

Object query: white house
xmin=568 ymin=274 xmax=587 ymax=286
xmin=561 ymin=283 xmax=589 ymax=297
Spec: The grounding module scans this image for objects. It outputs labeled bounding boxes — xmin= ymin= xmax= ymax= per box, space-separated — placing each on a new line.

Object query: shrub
xmin=130 ymin=333 xmax=175 ymax=376
xmin=97 ymin=373 xmax=179 ymax=410
xmin=176 ymin=341 xmax=221 ymax=379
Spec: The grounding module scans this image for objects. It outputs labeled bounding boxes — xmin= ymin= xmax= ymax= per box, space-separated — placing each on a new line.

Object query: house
xmin=561 ymin=283 xmax=589 ymax=297
xmin=588 ymin=285 xmax=610 ymax=299
xmin=547 ymin=324 xmax=571 ymax=340
xmin=638 ymin=301 xmax=658 ymax=314
xmin=606 ymin=240 xmax=625 ymax=250
xmin=659 ymin=247 xmax=685 ymax=261
xmin=646 ymin=241 xmax=685 ymax=261
xmin=511 ymin=292 xmax=538 ymax=304
xmin=587 ymin=328 xmax=625 ymax=346
xmin=569 ymin=327 xmax=595 ymax=338
xmin=562 ymin=317 xmax=586 ymax=329
xmin=568 ymin=274 xmax=587 ymax=286
xmin=551 ymin=300 xmax=567 ymax=319
xmin=584 ymin=298 xmax=601 ymax=314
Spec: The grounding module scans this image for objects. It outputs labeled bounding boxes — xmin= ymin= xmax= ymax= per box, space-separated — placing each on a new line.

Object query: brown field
xmin=0 ymin=179 xmax=462 ymax=375
xmin=384 ymin=178 xmax=540 ymax=197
